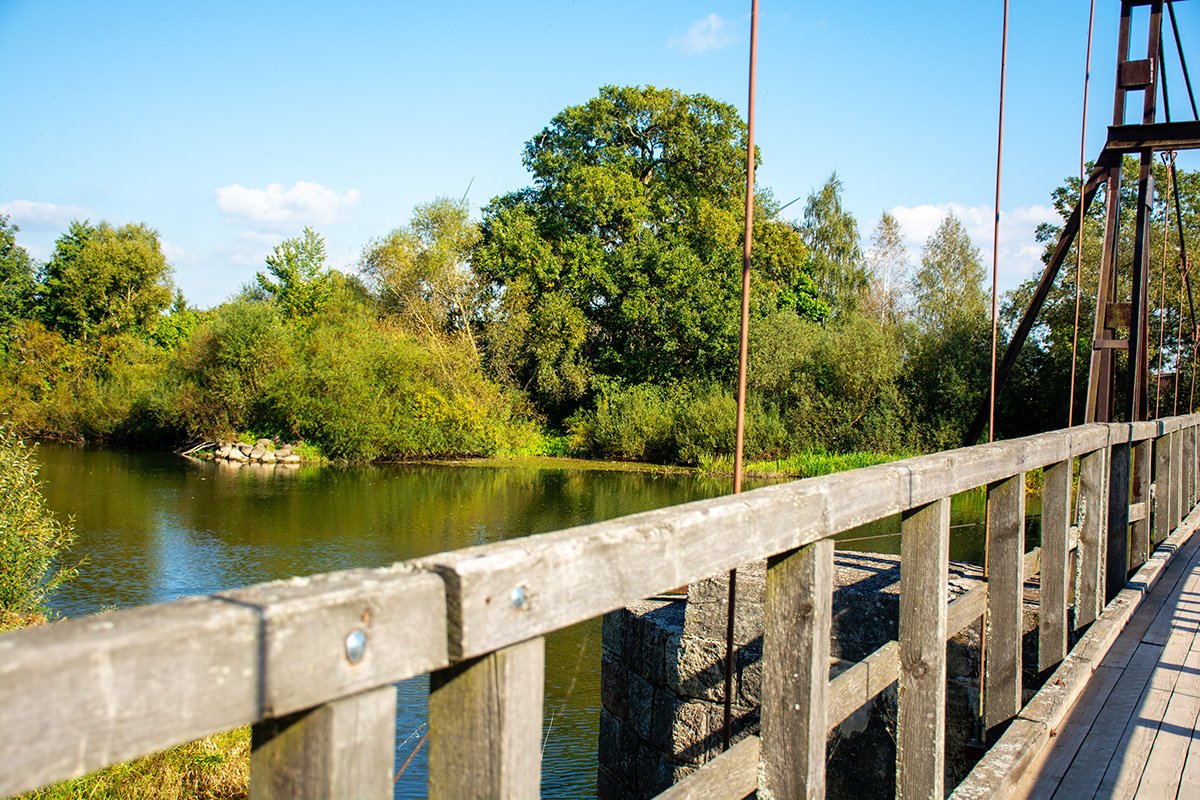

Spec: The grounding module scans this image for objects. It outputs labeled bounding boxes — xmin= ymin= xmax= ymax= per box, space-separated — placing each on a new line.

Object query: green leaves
xmin=256 ymin=227 xmax=333 ymax=319
xmin=40 ymin=220 xmax=174 ymax=341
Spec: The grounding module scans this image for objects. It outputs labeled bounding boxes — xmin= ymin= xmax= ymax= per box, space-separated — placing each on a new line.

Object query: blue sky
xmin=2 ymin=1 xmax=1197 ymax=308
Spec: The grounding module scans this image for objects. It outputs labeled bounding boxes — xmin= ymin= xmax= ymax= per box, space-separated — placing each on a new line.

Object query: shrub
xmin=0 ymin=428 xmax=77 ymax=620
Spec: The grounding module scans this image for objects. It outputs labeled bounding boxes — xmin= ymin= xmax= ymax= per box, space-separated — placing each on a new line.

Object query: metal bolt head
xmin=511 ymin=585 xmax=528 ymax=610
xmin=344 ymin=629 xmax=367 ymax=663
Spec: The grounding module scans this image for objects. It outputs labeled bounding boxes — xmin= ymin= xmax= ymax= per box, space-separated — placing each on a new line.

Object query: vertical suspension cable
xmin=723 ymin=0 xmax=758 ymax=753
xmin=1156 ymin=155 xmax=1172 ymax=418
xmin=1069 ymin=0 xmax=1097 ymax=427
xmin=980 ymin=0 xmax=1009 ymax=733
xmin=988 ymin=0 xmax=1009 ymax=444
xmin=1176 ymin=286 xmax=1184 ymax=416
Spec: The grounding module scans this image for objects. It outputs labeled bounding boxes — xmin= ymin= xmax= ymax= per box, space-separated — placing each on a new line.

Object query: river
xmin=33 ymin=443 xmax=1039 ymax=797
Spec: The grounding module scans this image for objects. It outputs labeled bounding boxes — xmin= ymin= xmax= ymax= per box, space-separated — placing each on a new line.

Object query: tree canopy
xmin=39 ymin=220 xmax=174 ymax=341
xmin=474 ymin=84 xmax=814 ymax=416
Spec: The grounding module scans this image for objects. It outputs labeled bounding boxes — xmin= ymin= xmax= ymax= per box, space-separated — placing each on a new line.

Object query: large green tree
xmin=40 ymin=220 xmax=174 ymax=341
xmin=475 ymin=84 xmax=813 ymax=416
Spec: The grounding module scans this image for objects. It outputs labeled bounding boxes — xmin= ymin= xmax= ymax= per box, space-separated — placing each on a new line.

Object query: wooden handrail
xmin=1 ymin=414 xmax=1199 ymax=798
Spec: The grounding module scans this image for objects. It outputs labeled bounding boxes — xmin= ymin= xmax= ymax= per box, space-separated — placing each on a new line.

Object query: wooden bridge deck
xmin=1017 ymin=527 xmax=1200 ymax=799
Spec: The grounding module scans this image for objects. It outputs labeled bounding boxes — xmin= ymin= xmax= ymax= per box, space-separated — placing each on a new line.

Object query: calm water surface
xmin=34 ymin=444 xmax=1038 ymax=797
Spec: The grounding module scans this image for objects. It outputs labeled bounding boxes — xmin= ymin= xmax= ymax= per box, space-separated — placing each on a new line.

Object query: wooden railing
xmin=2 ymin=414 xmax=1199 ymax=798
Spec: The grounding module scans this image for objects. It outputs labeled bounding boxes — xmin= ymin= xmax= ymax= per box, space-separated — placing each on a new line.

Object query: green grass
xmin=699 ymin=450 xmax=913 ymax=479
xmin=19 ymin=728 xmax=249 ymax=800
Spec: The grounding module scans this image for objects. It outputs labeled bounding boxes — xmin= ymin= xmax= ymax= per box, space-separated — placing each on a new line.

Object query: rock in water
xmin=228 ymin=447 xmax=249 ymax=462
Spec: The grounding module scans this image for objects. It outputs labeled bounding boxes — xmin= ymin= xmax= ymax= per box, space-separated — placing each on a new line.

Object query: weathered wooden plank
xmin=427 ymin=633 xmax=544 ymax=796
xmin=1049 ymin=642 xmax=1162 ymax=800
xmin=827 ymin=641 xmax=900 ymax=730
xmin=1076 ymin=447 xmax=1107 ymax=628
xmin=947 ymin=583 xmax=988 ymax=638
xmin=985 ymin=473 xmax=1025 ymax=735
xmin=1172 ymin=430 xmax=1184 ymax=532
xmin=947 ymin=719 xmax=1049 ymax=800
xmin=759 ymin=539 xmax=833 ymax=799
xmin=1014 ymin=665 xmax=1123 ymax=800
xmin=249 ymin=684 xmax=396 ymax=800
xmin=428 ymin=636 xmax=544 ymax=799
xmin=1039 ymin=460 xmax=1071 ymax=672
xmin=1186 ymin=426 xmax=1195 ymax=512
xmin=0 ymin=598 xmax=261 ymax=796
xmin=1091 ymin=687 xmax=1172 ymax=799
xmin=216 ymin=564 xmax=449 ymax=716
xmin=1107 ymin=441 xmax=1132 ymax=602
xmin=654 ymin=735 xmax=759 ymax=800
xmin=1155 ymin=434 xmax=1172 ymax=545
xmin=897 ymin=498 xmax=950 ymax=800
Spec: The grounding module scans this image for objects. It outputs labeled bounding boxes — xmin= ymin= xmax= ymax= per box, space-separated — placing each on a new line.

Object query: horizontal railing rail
xmin=2 ymin=414 xmax=1199 ymax=798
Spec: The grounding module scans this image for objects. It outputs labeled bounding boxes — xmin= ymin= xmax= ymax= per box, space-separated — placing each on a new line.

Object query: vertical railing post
xmin=897 ymin=498 xmax=950 ymax=799
xmin=1131 ymin=439 xmax=1152 ymax=568
xmin=249 ymin=685 xmax=397 ymax=800
xmin=428 ymin=638 xmax=545 ymax=799
xmin=1171 ymin=429 xmax=1184 ymax=532
xmin=760 ymin=539 xmax=833 ymax=799
xmin=1039 ymin=460 xmax=1071 ymax=672
xmin=1106 ymin=439 xmax=1132 ymax=601
xmin=1155 ymin=428 xmax=1172 ymax=545
xmin=1188 ymin=425 xmax=1197 ymax=512
xmin=985 ymin=473 xmax=1025 ymax=736
xmin=1076 ymin=448 xmax=1107 ymax=627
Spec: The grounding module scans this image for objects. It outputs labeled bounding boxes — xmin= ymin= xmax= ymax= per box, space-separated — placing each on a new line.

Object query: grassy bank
xmin=20 ymin=729 xmax=249 ymax=800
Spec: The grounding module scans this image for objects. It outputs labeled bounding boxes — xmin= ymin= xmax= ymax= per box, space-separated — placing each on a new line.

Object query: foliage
xmin=904 ymin=212 xmax=991 ymax=448
xmin=863 ymin=211 xmax=908 ymax=324
xmin=799 ymin=174 xmax=868 ymax=317
xmin=360 ymin=198 xmax=483 ymax=352
xmin=256 ymin=227 xmax=334 ymax=319
xmin=0 ymin=428 xmax=77 ymax=617
xmin=475 ymin=85 xmax=815 ymax=417
xmin=0 ymin=215 xmax=36 ymax=332
xmin=910 ymin=213 xmax=988 ymax=335
xmin=566 ymin=381 xmax=786 ymax=466
xmin=39 ymin=220 xmax=174 ymax=341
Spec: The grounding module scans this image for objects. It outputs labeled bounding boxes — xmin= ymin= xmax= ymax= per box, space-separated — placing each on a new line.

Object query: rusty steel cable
xmin=1069 ymin=0 xmax=1097 ymax=427
xmin=1177 ymin=286 xmax=1185 ymax=416
xmin=1156 ymin=158 xmax=1171 ymax=419
xmin=722 ymin=0 xmax=759 ymax=753
xmin=980 ymin=0 xmax=1010 ymax=733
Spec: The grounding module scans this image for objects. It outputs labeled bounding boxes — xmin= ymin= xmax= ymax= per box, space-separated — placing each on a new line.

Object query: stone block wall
xmin=599 ymin=552 xmax=1047 ymax=799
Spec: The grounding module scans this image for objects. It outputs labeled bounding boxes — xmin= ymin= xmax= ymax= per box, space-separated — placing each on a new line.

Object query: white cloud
xmin=670 ymin=13 xmax=738 ymax=54
xmin=889 ymin=202 xmax=1060 ymax=292
xmin=0 ymin=199 xmax=91 ymax=230
xmin=214 ymin=181 xmax=361 ymax=227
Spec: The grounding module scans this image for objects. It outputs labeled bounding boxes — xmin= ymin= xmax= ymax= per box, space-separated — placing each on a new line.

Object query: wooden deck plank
xmin=1015 ymin=664 xmax=1124 ymax=800
xmin=1048 ymin=642 xmax=1163 ymax=799
xmin=1092 ymin=686 xmax=1173 ymax=800
xmin=1134 ymin=649 xmax=1200 ymax=799
xmin=1021 ymin=529 xmax=1200 ymax=799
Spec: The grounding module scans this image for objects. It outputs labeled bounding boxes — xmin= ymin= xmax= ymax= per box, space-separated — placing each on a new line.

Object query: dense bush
xmin=0 ymin=428 xmax=77 ymax=624
xmin=567 ymin=381 xmax=787 ymax=466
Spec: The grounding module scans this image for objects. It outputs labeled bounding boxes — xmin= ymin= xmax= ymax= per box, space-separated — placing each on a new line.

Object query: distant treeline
xmin=1 ymin=85 xmax=1197 ymax=464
